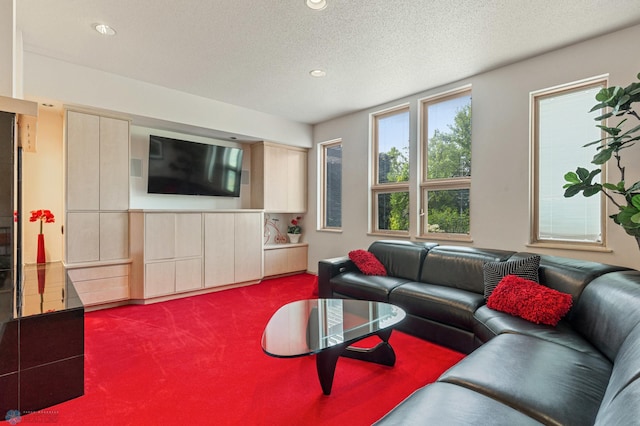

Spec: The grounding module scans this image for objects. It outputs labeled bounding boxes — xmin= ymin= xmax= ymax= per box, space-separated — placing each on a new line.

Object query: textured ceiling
xmin=16 ymin=0 xmax=640 ymax=125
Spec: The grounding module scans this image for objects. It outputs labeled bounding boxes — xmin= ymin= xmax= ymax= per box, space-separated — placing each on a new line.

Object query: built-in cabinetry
xmin=264 ymin=244 xmax=308 ymax=277
xmin=251 ymin=142 xmax=308 ymax=275
xmin=251 ymin=142 xmax=307 ymax=212
xmin=129 ymin=210 xmax=262 ymax=302
xmin=64 ymin=110 xmax=130 ymax=307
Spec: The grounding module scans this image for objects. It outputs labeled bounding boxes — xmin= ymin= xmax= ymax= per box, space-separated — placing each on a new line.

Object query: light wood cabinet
xmin=67 ymin=264 xmax=129 ymax=307
xmin=251 ymin=142 xmax=307 ymax=212
xmin=204 ymin=212 xmax=262 ymax=287
xmin=130 ymin=211 xmax=261 ymax=302
xmin=132 ymin=212 xmax=203 ymax=299
xmin=264 ymin=244 xmax=308 ymax=277
xmin=64 ymin=110 xmax=130 ymax=307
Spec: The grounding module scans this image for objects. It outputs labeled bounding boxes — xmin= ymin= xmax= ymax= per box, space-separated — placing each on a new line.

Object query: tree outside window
xmin=421 ymin=89 xmax=472 ymax=237
xmin=372 ymin=107 xmax=410 ymax=233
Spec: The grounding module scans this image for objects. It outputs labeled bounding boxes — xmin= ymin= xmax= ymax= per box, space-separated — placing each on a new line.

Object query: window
xmin=319 ymin=139 xmax=342 ymax=230
xmin=532 ymin=78 xmax=606 ymax=247
xmin=420 ymin=88 xmax=472 ymax=239
xmin=371 ymin=106 xmax=410 ymax=234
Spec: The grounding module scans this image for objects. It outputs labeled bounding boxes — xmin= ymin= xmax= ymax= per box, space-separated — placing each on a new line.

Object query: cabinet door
xmin=264 ymin=249 xmax=287 ymax=276
xmin=99 ymin=117 xmax=129 ymax=210
xmin=66 ymin=212 xmax=100 ymax=263
xmin=67 ymin=111 xmax=100 ymax=211
xmin=234 ymin=212 xmax=262 ymax=283
xmin=287 ymin=149 xmax=307 ymax=212
xmin=287 ymin=246 xmax=308 ymax=272
xmin=175 ymin=258 xmax=202 ymax=292
xmin=263 ymin=145 xmax=287 ymax=211
xmin=145 ymin=213 xmax=175 ymax=261
xmin=100 ymin=212 xmax=129 ymax=260
xmin=175 ymin=213 xmax=202 ymax=258
xmin=204 ymin=213 xmax=235 ymax=287
xmin=145 ymin=262 xmax=175 ymax=297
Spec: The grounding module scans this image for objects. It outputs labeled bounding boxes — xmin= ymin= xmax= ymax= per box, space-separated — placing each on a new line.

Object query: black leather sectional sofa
xmin=317 ymin=240 xmax=640 ymax=425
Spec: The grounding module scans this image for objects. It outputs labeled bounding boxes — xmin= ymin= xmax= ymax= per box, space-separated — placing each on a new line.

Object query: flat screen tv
xmin=147 ymin=135 xmax=243 ymax=197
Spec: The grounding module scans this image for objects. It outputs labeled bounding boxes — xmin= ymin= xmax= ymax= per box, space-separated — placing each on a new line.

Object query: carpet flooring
xmin=18 ymin=274 xmax=464 ymax=425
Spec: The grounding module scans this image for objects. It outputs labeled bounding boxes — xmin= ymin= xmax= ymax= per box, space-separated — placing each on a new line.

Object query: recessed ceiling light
xmin=309 ymin=69 xmax=327 ymax=78
xmin=306 ymin=0 xmax=327 ymax=11
xmin=94 ymin=23 xmax=116 ymax=36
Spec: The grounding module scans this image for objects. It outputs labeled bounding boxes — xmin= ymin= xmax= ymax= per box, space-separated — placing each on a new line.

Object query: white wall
xmin=129 ymin=126 xmax=252 ymax=210
xmin=307 ymin=24 xmax=640 ymax=273
xmin=22 ymin=52 xmax=312 ymax=148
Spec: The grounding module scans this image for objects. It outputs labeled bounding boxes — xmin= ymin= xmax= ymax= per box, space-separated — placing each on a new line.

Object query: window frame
xmin=370 ymin=104 xmax=411 ymax=235
xmin=530 ymin=76 xmax=608 ymax=250
xmin=318 ymin=138 xmax=343 ymax=232
xmin=418 ymin=86 xmax=472 ymax=241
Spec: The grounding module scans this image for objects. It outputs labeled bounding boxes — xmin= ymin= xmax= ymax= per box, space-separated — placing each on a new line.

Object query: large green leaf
xmin=632 ymin=194 xmax=640 ymax=211
xmin=564 ymin=171 xmax=580 ymax=184
xmin=592 ymin=148 xmax=613 ymax=164
xmin=564 ymin=185 xmax=582 ymax=198
xmin=576 ymin=167 xmax=589 ymax=180
xmin=583 ymin=185 xmax=602 ymax=197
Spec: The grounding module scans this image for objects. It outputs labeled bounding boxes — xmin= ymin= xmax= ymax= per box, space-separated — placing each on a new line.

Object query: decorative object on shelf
xmin=30 ymin=209 xmax=55 ymax=264
xmin=287 ymin=216 xmax=303 ymax=243
xmin=264 ymin=214 xmax=287 ymax=245
xmin=563 ymin=72 xmax=640 ymax=249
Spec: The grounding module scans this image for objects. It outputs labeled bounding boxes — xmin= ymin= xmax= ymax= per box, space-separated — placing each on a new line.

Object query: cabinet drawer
xmin=67 ymin=264 xmax=129 ymax=282
xmin=73 ymin=276 xmax=129 ymax=306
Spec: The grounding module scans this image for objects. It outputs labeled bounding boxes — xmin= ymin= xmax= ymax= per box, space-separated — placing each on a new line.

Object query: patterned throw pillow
xmin=482 ymin=255 xmax=540 ymax=299
xmin=348 ymin=250 xmax=387 ymax=276
xmin=487 ymin=275 xmax=572 ymax=326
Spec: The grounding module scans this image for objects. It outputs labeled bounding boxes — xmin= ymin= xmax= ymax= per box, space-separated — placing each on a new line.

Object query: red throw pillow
xmin=348 ymin=250 xmax=387 ymax=276
xmin=486 ymin=275 xmax=572 ymax=326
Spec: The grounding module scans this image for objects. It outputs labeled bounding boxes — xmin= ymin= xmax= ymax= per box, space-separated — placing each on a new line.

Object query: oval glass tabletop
xmin=261 ymin=298 xmax=406 ymax=358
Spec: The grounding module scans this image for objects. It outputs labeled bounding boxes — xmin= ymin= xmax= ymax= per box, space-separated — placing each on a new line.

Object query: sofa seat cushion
xmin=389 ymin=282 xmax=485 ymax=331
xmin=330 ymin=272 xmax=411 ymax=302
xmin=438 ymin=333 xmax=612 ymax=426
xmin=374 ymin=382 xmax=543 ymax=426
xmin=473 ymin=305 xmax=603 ymax=358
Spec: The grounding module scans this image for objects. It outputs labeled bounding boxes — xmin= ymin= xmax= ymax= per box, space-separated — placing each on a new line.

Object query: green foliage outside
xmin=426 ymin=104 xmax=472 ymax=234
xmin=380 ymin=147 xmax=409 ymax=231
xmin=377 ymin=103 xmax=471 ymax=233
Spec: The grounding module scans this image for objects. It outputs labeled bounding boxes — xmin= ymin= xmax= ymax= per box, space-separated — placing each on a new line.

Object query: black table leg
xmin=315 ymin=329 xmax=397 ymax=395
xmin=316 ymin=346 xmax=342 ymax=395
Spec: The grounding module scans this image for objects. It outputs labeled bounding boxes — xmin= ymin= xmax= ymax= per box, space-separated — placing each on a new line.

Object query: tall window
xmin=371 ymin=106 xmax=410 ymax=234
xmin=319 ymin=139 xmax=342 ymax=230
xmin=420 ymin=87 xmax=472 ymax=238
xmin=532 ymin=78 xmax=606 ymax=246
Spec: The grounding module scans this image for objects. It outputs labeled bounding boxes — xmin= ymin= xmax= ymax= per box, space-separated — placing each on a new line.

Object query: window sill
xmin=527 ymin=241 xmax=612 ymax=253
xmin=416 ymin=234 xmax=473 ymax=243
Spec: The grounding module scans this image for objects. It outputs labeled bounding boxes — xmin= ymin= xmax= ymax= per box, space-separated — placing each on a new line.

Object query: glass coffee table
xmin=261 ymin=299 xmax=406 ymax=395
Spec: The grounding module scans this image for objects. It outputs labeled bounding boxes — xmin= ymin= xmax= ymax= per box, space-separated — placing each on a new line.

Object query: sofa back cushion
xmin=510 ymin=253 xmax=628 ymax=306
xmin=420 ymin=246 xmax=514 ymax=293
xmin=367 ymin=240 xmax=433 ymax=282
xmin=571 ymin=271 xmax=640 ymax=362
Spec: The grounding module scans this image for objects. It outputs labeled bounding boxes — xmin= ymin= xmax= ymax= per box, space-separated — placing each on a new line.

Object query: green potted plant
xmin=563 ymin=72 xmax=640 ymax=248
xmin=287 ymin=216 xmax=302 ymax=244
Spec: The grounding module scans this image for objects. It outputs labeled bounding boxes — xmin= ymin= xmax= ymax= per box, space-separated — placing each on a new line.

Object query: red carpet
xmin=21 ymin=274 xmax=464 ymax=425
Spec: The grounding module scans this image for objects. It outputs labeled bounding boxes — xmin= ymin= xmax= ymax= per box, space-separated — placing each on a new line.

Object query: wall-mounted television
xmin=147 ymin=135 xmax=243 ymax=197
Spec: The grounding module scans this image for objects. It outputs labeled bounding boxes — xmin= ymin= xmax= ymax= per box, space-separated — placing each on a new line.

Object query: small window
xmin=532 ymin=78 xmax=606 ymax=246
xmin=371 ymin=106 xmax=410 ymax=234
xmin=420 ymin=87 xmax=472 ymax=239
xmin=319 ymin=140 xmax=342 ymax=230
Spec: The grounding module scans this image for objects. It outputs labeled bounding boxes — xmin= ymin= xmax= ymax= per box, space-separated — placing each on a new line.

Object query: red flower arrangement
xmin=30 ymin=209 xmax=55 ymax=235
xmin=287 ymin=216 xmax=303 ymax=234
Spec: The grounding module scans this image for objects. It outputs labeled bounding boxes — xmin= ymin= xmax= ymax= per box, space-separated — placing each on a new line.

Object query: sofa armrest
xmin=318 ymin=256 xmax=357 ymax=298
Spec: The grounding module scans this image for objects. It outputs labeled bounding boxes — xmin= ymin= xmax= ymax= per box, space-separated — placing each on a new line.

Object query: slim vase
xmin=37 ymin=233 xmax=46 ymax=264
